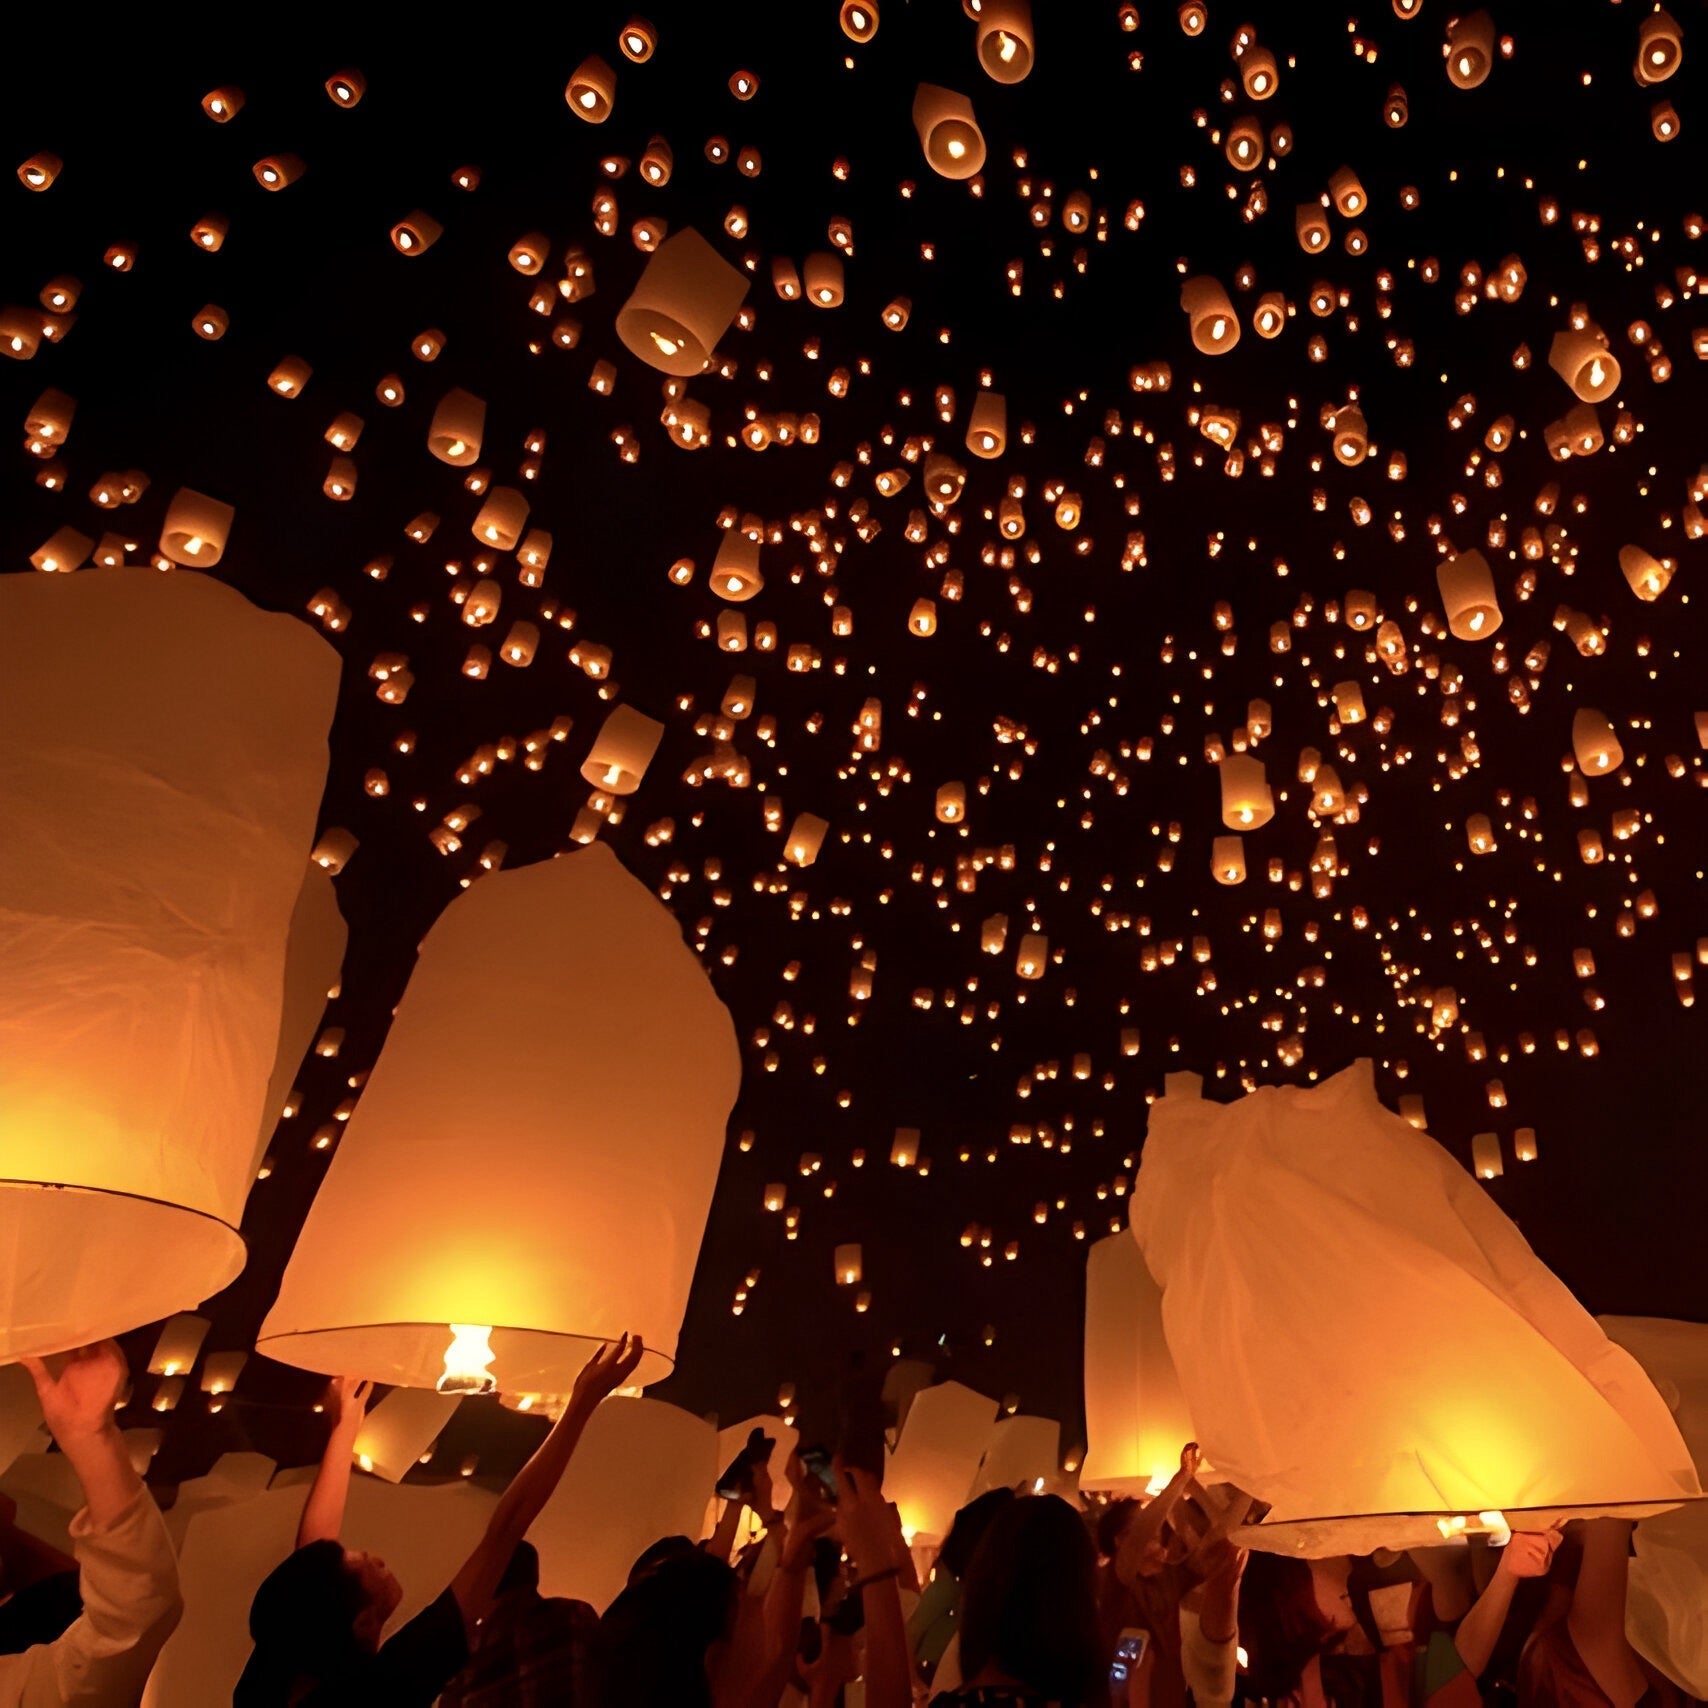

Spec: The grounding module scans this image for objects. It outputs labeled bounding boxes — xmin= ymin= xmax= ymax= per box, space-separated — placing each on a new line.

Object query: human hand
xmin=1495 ymin=1527 xmax=1561 ymax=1580
xmin=837 ymin=1465 xmax=902 ymax=1578
xmin=325 ymin=1374 xmax=373 ymax=1439
xmin=781 ymin=1484 xmax=838 ymax=1572
xmin=1180 ymin=1441 xmax=1201 ymax=1480
xmin=569 ymin=1332 xmax=644 ymax=1413
xmin=1189 ymin=1530 xmax=1249 ymax=1584
xmin=20 ymin=1342 xmax=126 ymax=1444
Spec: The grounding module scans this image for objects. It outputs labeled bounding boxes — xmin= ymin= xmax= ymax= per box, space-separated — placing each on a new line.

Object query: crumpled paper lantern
xmin=0 ymin=569 xmax=339 ymax=1359
xmin=258 ymin=842 xmax=740 ymax=1393
xmin=1080 ymin=1227 xmax=1198 ymax=1496
xmin=1129 ymin=1060 xmax=1698 ymax=1554
xmin=884 ymin=1380 xmax=998 ymax=1543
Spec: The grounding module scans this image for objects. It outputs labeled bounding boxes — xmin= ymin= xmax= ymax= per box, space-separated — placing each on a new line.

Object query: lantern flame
xmin=437 ymin=1323 xmax=498 ymax=1395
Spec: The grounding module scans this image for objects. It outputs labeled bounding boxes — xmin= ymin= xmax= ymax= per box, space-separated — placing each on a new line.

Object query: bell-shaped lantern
xmin=0 ymin=569 xmax=338 ymax=1358
xmin=1130 ymin=1061 xmax=1698 ymax=1553
xmin=258 ymin=844 xmax=740 ymax=1394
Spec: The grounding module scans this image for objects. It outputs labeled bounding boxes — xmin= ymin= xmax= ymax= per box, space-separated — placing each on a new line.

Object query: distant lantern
xmin=1650 ymin=100 xmax=1679 ymax=140
xmin=159 ymin=488 xmax=236 ymax=568
xmin=1 ymin=308 xmax=43 ymax=360
xmin=966 ymin=391 xmax=1007 ymax=458
xmin=834 ymin=1244 xmax=863 ymax=1285
xmin=268 ymin=356 xmax=312 ymax=398
xmin=201 ymin=86 xmax=244 ymax=122
xmin=1016 ymin=930 xmax=1048 ymax=979
xmin=325 ymin=68 xmax=366 ymax=106
xmin=1636 ymin=8 xmax=1681 ymax=81
xmin=1467 ymin=814 xmax=1497 ymax=854
xmin=1253 ymin=291 xmax=1286 ymax=337
xmin=1296 ymin=202 xmax=1331 ymax=253
xmin=803 ymin=252 xmax=845 ymax=307
xmin=976 ymin=0 xmax=1034 ymax=82
xmin=711 ymin=531 xmax=763 ymax=602
xmin=908 ymin=599 xmax=938 ymax=636
xmin=1471 ymin=1132 xmax=1503 ymax=1181
xmin=1572 ymin=708 xmax=1623 ymax=776
xmin=199 ymin=1351 xmax=248 ymax=1395
xmin=582 ymin=704 xmax=665 ymax=794
xmin=1327 ymin=166 xmax=1367 ymax=216
xmin=258 ymin=845 xmax=739 ymax=1394
xmin=1181 ymin=276 xmax=1241 ymax=354
xmin=1618 ymin=545 xmax=1671 ymax=601
xmin=1445 ymin=9 xmax=1496 ymax=87
xmin=1548 ymin=329 xmax=1620 ymax=402
xmin=936 ymin=781 xmax=967 ymax=822
xmin=390 ymin=210 xmax=442 ymax=256
xmin=30 ymin=527 xmax=92 ymax=575
xmin=840 ymin=0 xmax=879 ymax=42
xmin=472 ymin=486 xmax=529 ymax=550
xmin=1225 ymin=117 xmax=1264 ymax=170
xmin=891 ymin=1128 xmax=920 ymax=1167
xmin=508 ymin=232 xmax=550 ymax=275
xmin=1515 ymin=1128 xmax=1539 ymax=1163
xmin=565 ymin=55 xmax=617 ymax=122
xmin=1437 ymin=548 xmax=1502 ymax=639
xmin=1331 ymin=406 xmax=1369 ymax=465
xmin=983 ymin=914 xmax=1009 ymax=954
xmin=17 ymin=152 xmax=63 ymax=191
xmin=323 ymin=456 xmax=357 ymax=500
xmin=428 ymin=389 xmax=486 ymax=465
xmin=1332 ymin=681 xmax=1366 ymax=724
xmin=149 ymin=1313 xmax=211 ymax=1378
xmin=1212 ymin=835 xmax=1247 ymax=884
xmin=1241 ymin=43 xmax=1279 ymax=98
xmin=252 ymin=153 xmax=304 ymax=191
xmin=615 ymin=227 xmax=749 ymax=376
xmin=785 ymin=813 xmax=830 ymax=867
xmin=618 ymin=15 xmax=657 ymax=60
xmin=882 ymin=296 xmax=911 ymax=329
xmin=0 ymin=571 xmax=337 ymax=1359
xmin=1219 ymin=754 xmax=1274 ymax=830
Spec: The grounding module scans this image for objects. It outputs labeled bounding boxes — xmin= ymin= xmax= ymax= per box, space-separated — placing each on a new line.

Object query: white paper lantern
xmin=615 ymin=228 xmax=749 ymax=375
xmin=352 ymin=1389 xmax=463 ymax=1483
xmin=971 ymin=1415 xmax=1065 ymax=1498
xmin=258 ymin=844 xmax=740 ymax=1394
xmin=884 ymin=1380 xmax=998 ymax=1544
xmin=258 ymin=868 xmax=346 ymax=1155
xmin=1130 ymin=1060 xmax=1699 ymax=1554
xmin=0 ymin=569 xmax=338 ymax=1359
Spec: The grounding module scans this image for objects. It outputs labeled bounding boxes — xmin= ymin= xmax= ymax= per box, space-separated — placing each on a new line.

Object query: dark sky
xmin=3 ymin=1 xmax=1705 ymax=1491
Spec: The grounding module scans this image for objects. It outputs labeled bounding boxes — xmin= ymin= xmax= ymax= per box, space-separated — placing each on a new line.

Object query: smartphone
xmin=798 ymin=1445 xmax=840 ymax=1501
xmin=1110 ymin=1627 xmax=1150 ymax=1687
xmin=715 ymin=1426 xmax=775 ymax=1501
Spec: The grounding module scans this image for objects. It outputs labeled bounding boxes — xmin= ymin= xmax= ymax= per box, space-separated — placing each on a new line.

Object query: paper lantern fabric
xmin=258 ymin=842 xmax=741 ymax=1392
xmin=1128 ymin=1060 xmax=1698 ymax=1554
xmin=884 ymin=1380 xmax=999 ymax=1542
xmin=1080 ymin=1229 xmax=1198 ymax=1496
xmin=0 ymin=569 xmax=339 ymax=1359
xmin=256 ymin=868 xmax=346 ymax=1165
xmin=1600 ymin=1316 xmax=1708 ymax=1700
xmin=530 ymin=1396 xmax=717 ymax=1611
xmin=970 ymin=1415 xmax=1065 ymax=1499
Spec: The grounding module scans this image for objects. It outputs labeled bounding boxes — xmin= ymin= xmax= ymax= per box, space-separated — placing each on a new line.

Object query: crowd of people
xmin=0 ymin=1337 xmax=1689 ymax=1708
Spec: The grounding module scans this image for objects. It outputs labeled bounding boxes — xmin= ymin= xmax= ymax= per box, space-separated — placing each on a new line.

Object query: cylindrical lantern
xmin=1619 ymin=545 xmax=1670 ymax=600
xmin=565 ymin=54 xmax=617 ymax=121
xmin=840 ymin=0 xmax=879 ymax=42
xmin=260 ymin=869 xmax=345 ymax=1164
xmin=891 ymin=1127 xmax=920 ymax=1167
xmin=1548 ymin=330 xmax=1620 ymax=402
xmin=909 ymin=598 xmax=938 ymax=636
xmin=935 ymin=781 xmax=967 ymax=822
xmin=711 ymin=531 xmax=764 ymax=601
xmin=1211 ymin=835 xmax=1246 ymax=884
xmin=1327 ymin=166 xmax=1367 ymax=216
xmin=1437 ymin=548 xmax=1502 ymax=639
xmin=1466 ymin=813 xmax=1496 ymax=854
xmin=353 ymin=1389 xmax=463 ymax=1483
xmin=149 ymin=1313 xmax=211 ymax=1377
xmin=803 ymin=252 xmax=845 ymax=307
xmin=885 ymin=1382 xmax=999 ymax=1543
xmin=1080 ymin=1230 xmax=1198 ymax=1494
xmin=976 ymin=0 xmax=1033 ymax=81
xmin=582 ymin=704 xmax=665 ymax=794
xmin=1332 ymin=681 xmax=1367 ymax=723
xmin=428 ymin=388 xmax=486 ymax=465
xmin=1636 ymin=8 xmax=1682 ymax=81
xmin=0 ymin=570 xmax=338 ymax=1358
xmin=258 ymin=845 xmax=740 ymax=1393
xmin=1572 ymin=708 xmax=1623 ymax=775
xmin=983 ymin=914 xmax=1009 ymax=954
xmin=1445 ymin=9 xmax=1496 ymax=87
xmin=912 ymin=84 xmax=986 ymax=179
xmin=1219 ymin=754 xmax=1274 ymax=829
xmin=159 ymin=487 xmax=236 ymax=568
xmin=1131 ymin=1060 xmax=1697 ymax=1553
xmin=1016 ymin=930 xmax=1048 ymax=979
xmin=471 ymin=486 xmax=529 ymax=550
xmin=834 ymin=1243 xmax=864 ymax=1286
xmin=1471 ymin=1132 xmax=1503 ymax=1181
xmin=1331 ymin=406 xmax=1369 ymax=465
xmin=785 ymin=813 xmax=830 ymax=866
xmin=1181 ymin=276 xmax=1240 ymax=354
xmin=615 ymin=228 xmax=749 ymax=376
xmin=1240 ymin=43 xmax=1279 ymax=98
xmin=966 ymin=391 xmax=1007 ymax=459
xmin=390 ymin=210 xmax=441 ymax=256
xmin=199 ymin=1351 xmax=248 ymax=1396
xmin=971 ymin=1416 xmax=1067 ymax=1499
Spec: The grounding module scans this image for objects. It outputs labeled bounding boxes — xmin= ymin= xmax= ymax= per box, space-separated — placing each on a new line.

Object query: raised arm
xmin=1116 ymin=1442 xmax=1199 ymax=1589
xmin=296 ymin=1374 xmax=373 ymax=1549
xmin=1565 ymin=1519 xmax=1649 ymax=1706
xmin=20 ymin=1343 xmax=137 ymax=1530
xmin=1451 ymin=1528 xmax=1559 ymax=1680
xmin=838 ymin=1466 xmax=912 ymax=1708
xmin=449 ymin=1333 xmax=643 ymax=1631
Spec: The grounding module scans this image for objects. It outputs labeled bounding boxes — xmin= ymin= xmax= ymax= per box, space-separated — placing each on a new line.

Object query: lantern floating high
xmin=1181 ymin=276 xmax=1241 ymax=354
xmin=615 ymin=227 xmax=749 ymax=376
xmin=428 ymin=389 xmax=486 ymax=465
xmin=913 ymin=84 xmax=987 ymax=180
xmin=976 ymin=0 xmax=1034 ymax=82
xmin=1572 ymin=708 xmax=1624 ymax=775
xmin=1437 ymin=548 xmax=1502 ymax=639
xmin=1549 ymin=329 xmax=1621 ymax=402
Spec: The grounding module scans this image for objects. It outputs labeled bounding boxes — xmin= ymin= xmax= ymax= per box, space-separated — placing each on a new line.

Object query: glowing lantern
xmin=200 ymin=1352 xmax=248 ymax=1396
xmin=803 ymin=252 xmax=845 ymax=307
xmin=891 ymin=1127 xmax=920 ymax=1167
xmin=472 ymin=485 xmax=529 ymax=549
xmin=427 ymin=389 xmax=485 ymax=468
xmin=0 ymin=570 xmax=338 ymax=1358
xmin=1332 ymin=681 xmax=1366 ymax=724
xmin=267 ymin=356 xmax=311 ymax=398
xmin=976 ymin=0 xmax=1034 ymax=82
xmin=1331 ymin=406 xmax=1369 ymax=465
xmin=1016 ymin=930 xmax=1048 ymax=979
xmin=966 ymin=390 xmax=1007 ymax=458
xmin=615 ymin=227 xmax=749 ymax=376
xmin=1212 ymin=835 xmax=1246 ymax=884
xmin=1328 ymin=166 xmax=1367 ymax=216
xmin=1241 ymin=43 xmax=1279 ymax=98
xmin=18 ymin=152 xmax=62 ymax=191
xmin=1636 ymin=9 xmax=1682 ymax=82
xmin=785 ymin=814 xmax=830 ymax=866
xmin=1080 ymin=1230 xmax=1198 ymax=1495
xmin=834 ymin=1244 xmax=864 ymax=1285
xmin=1219 ymin=754 xmax=1274 ymax=829
xmin=1467 ymin=814 xmax=1497 ymax=853
xmin=1572 ymin=708 xmax=1624 ymax=775
xmin=580 ymin=706 xmax=664 ymax=797
xmin=201 ymin=86 xmax=244 ymax=121
xmin=1549 ymin=329 xmax=1620 ymax=402
xmin=886 ymin=1382 xmax=999 ymax=1544
xmin=1131 ymin=1061 xmax=1698 ymax=1553
xmin=260 ymin=867 xmax=346 ymax=1147
xmin=1471 ymin=1132 xmax=1504 ymax=1180
xmin=353 ymin=1388 xmax=463 ymax=1483
xmin=935 ymin=782 xmax=967 ymax=822
xmin=149 ymin=1313 xmax=211 ymax=1378
xmin=565 ymin=55 xmax=616 ymax=122
xmin=259 ymin=845 xmax=739 ymax=1394
xmin=1445 ymin=10 xmax=1496 ymax=88
xmin=1619 ymin=546 xmax=1671 ymax=601
xmin=1296 ymin=203 xmax=1331 ymax=253
xmin=909 ymin=81 xmax=990 ymax=185
xmin=389 ymin=210 xmax=441 ymax=255
xmin=1225 ymin=117 xmax=1264 ymax=169
xmin=1437 ymin=548 xmax=1502 ymax=639
xmin=840 ymin=0 xmax=879 ymax=42
xmin=982 ymin=915 xmax=1009 ymax=954
xmin=1181 ymin=276 xmax=1241 ymax=354
xmin=30 ymin=527 xmax=92 ymax=574
xmin=712 ymin=530 xmax=764 ymax=601
xmin=252 ymin=153 xmax=304 ymax=191
xmin=908 ymin=599 xmax=938 ymax=636
xmin=618 ymin=16 xmax=657 ymax=60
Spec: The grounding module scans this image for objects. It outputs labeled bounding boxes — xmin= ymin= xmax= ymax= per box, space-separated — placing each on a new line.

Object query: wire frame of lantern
xmin=258 ymin=846 xmax=739 ymax=1395
xmin=0 ymin=570 xmax=338 ymax=1359
xmin=615 ymin=228 xmax=749 ymax=376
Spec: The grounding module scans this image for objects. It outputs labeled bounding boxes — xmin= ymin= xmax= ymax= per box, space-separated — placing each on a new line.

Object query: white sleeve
xmin=1179 ymin=1604 xmax=1237 ymax=1708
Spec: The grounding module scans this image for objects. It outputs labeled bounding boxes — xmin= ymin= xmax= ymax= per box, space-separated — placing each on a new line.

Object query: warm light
xmin=437 ymin=1323 xmax=498 ymax=1396
xmin=651 ymin=333 xmax=681 ymax=356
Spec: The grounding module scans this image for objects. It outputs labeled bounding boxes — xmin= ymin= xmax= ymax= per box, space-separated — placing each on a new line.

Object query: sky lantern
xmin=913 ymin=84 xmax=987 ymax=180
xmin=427 ymin=387 xmax=486 ymax=465
xmin=1181 ymin=276 xmax=1241 ymax=354
xmin=1572 ymin=707 xmax=1624 ymax=775
xmin=565 ymin=55 xmax=617 ymax=122
xmin=1130 ymin=1062 xmax=1698 ymax=1553
xmin=1549 ymin=328 xmax=1621 ymax=402
xmin=976 ymin=0 xmax=1035 ymax=83
xmin=711 ymin=529 xmax=764 ymax=600
xmin=1218 ymin=753 xmax=1274 ymax=828
xmin=0 ymin=569 xmax=338 ymax=1359
xmin=885 ymin=1380 xmax=999 ymax=1544
xmin=1445 ymin=9 xmax=1497 ymax=87
xmin=615 ymin=227 xmax=749 ymax=375
xmin=1437 ymin=547 xmax=1502 ymax=639
xmin=840 ymin=0 xmax=879 ymax=43
xmin=259 ymin=844 xmax=740 ymax=1395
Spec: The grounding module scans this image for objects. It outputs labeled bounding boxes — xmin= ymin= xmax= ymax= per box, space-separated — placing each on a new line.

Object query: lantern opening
xmin=438 ymin=1322 xmax=499 ymax=1395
